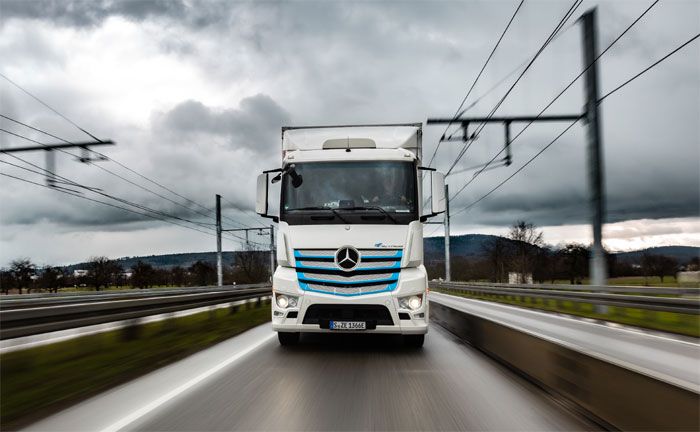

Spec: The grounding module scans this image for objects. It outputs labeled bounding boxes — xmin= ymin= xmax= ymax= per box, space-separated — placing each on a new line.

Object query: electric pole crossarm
xmin=0 ymin=140 xmax=115 ymax=153
xmin=427 ymin=115 xmax=583 ymax=124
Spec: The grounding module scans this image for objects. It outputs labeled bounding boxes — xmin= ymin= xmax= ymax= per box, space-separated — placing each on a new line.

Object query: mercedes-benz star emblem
xmin=335 ymin=246 xmax=360 ymax=271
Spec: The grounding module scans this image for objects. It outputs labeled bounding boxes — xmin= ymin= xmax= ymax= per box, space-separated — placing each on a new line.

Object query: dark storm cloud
xmin=156 ymin=94 xmax=290 ymax=154
xmin=0 ymin=0 xmax=188 ymax=28
xmin=0 ymin=0 xmax=698 ymax=264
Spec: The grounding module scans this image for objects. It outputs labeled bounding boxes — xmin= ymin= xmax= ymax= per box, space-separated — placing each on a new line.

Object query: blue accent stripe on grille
xmin=297 ymin=273 xmax=399 ymax=285
xmin=294 ymin=250 xmax=403 ymax=259
xmin=299 ymin=281 xmax=398 ymax=297
xmin=295 ymin=261 xmax=401 ymax=271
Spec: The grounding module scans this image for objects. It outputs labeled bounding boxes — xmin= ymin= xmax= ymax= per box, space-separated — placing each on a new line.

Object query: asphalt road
xmin=132 ymin=326 xmax=592 ymax=431
xmin=27 ymin=322 xmax=595 ymax=431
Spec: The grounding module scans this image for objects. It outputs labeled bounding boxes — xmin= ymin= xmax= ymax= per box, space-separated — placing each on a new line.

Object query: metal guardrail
xmin=0 ymin=284 xmax=272 ymax=339
xmin=430 ymin=281 xmax=700 ymax=315
xmin=0 ymin=283 xmax=271 ymax=309
xmin=429 ymin=298 xmax=700 ymax=431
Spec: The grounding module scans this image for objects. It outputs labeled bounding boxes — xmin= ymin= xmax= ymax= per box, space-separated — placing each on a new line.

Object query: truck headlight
xmin=399 ymin=295 xmax=422 ymax=310
xmin=275 ymin=294 xmax=298 ymax=309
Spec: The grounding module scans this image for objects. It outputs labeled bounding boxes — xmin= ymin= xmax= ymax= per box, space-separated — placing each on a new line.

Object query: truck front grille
xmin=294 ymin=248 xmax=402 ymax=296
xmin=302 ymin=304 xmax=394 ymax=326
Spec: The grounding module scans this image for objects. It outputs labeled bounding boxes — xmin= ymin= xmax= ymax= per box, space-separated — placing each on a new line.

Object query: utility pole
xmin=426 ymin=9 xmax=610 ymax=287
xmin=269 ymin=224 xmax=276 ymax=280
xmin=216 ymin=194 xmax=223 ymax=287
xmin=582 ymin=8 xmax=608 ymax=286
xmin=444 ymin=184 xmax=451 ymax=282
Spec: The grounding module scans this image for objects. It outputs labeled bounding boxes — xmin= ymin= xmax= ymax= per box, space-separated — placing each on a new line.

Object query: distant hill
xmin=65 ymin=252 xmax=242 ymax=271
xmin=423 ymin=235 xmax=699 ymax=265
xmin=424 ymin=234 xmax=501 ymax=264
xmin=61 ymin=237 xmax=698 ymax=271
xmin=615 ymin=246 xmax=699 ymax=264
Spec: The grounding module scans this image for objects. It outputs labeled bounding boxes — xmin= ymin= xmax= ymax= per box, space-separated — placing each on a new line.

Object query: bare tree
xmin=87 ymin=256 xmax=121 ymax=290
xmin=188 ymin=261 xmax=216 ymax=286
xmin=1 ymin=268 xmax=17 ymax=294
xmin=560 ymin=244 xmax=589 ymax=284
xmin=642 ymin=254 xmax=678 ymax=284
xmin=10 ymin=259 xmax=36 ymax=294
xmin=234 ymin=248 xmax=269 ymax=283
xmin=130 ymin=260 xmax=156 ymax=288
xmin=482 ymin=238 xmax=509 ymax=283
xmin=171 ymin=266 xmax=186 ymax=287
xmin=508 ymin=221 xmax=544 ymax=283
xmin=39 ymin=266 xmax=62 ymax=293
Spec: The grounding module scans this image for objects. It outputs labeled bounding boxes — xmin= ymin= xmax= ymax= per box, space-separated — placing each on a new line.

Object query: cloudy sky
xmin=0 ymin=0 xmax=698 ymax=266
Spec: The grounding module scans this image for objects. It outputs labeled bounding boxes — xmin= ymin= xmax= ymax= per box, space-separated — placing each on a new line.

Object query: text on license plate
xmin=330 ymin=321 xmax=366 ymax=330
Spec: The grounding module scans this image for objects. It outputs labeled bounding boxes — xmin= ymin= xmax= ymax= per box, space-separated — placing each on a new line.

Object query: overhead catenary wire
xmin=0 ymin=151 xmax=268 ymax=247
xmin=448 ymin=0 xmax=661 ymax=204
xmin=426 ymin=0 xmax=526 ymax=168
xmin=452 ymin=27 xmax=699 ymax=216
xmin=0 ymin=74 xmax=253 ymax=230
xmin=0 ymin=172 xmax=226 ymax=240
xmin=0 ymin=113 xmax=252 ymax=230
xmin=221 ymin=196 xmax=266 ymax=229
xmin=0 ymin=72 xmax=102 ymax=142
xmin=443 ymin=0 xmax=584 ymax=177
xmin=597 ymin=32 xmax=700 ymax=103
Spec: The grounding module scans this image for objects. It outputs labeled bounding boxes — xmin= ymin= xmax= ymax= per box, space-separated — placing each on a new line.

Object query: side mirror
xmin=256 ymin=173 xmax=269 ymax=215
xmin=431 ymin=171 xmax=446 ymax=214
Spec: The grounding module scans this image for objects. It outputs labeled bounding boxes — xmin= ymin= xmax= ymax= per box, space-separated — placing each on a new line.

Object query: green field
xmin=549 ymin=276 xmax=698 ymax=288
xmin=0 ymin=301 xmax=271 ymax=430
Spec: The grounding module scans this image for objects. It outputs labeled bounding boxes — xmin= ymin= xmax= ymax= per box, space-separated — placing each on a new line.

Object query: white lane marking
xmin=99 ymin=332 xmax=276 ymax=432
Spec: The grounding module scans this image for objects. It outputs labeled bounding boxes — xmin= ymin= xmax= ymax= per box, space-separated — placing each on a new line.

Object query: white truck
xmin=256 ymin=124 xmax=446 ymax=347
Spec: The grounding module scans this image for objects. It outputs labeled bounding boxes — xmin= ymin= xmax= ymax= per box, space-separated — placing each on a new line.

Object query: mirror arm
xmin=420 ymin=211 xmax=444 ymax=222
xmin=260 ymin=214 xmax=279 ymax=223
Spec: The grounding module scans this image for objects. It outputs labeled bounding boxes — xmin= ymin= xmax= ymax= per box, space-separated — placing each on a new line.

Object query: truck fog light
xmin=399 ymin=295 xmax=423 ymax=310
xmin=276 ymin=294 xmax=289 ymax=308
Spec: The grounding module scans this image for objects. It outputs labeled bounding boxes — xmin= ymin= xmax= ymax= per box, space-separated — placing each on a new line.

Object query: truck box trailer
xmin=256 ymin=123 xmax=446 ymax=347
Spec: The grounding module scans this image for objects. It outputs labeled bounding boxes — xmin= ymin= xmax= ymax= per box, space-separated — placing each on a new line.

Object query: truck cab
xmin=256 ymin=124 xmax=446 ymax=347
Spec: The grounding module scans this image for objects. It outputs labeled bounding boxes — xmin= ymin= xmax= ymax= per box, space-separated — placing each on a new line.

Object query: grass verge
xmin=434 ymin=288 xmax=699 ymax=338
xmin=0 ymin=300 xmax=271 ymax=430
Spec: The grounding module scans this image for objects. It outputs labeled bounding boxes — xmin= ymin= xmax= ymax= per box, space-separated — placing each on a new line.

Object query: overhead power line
xmin=0 ymin=172 xmax=225 ymax=240
xmin=598 ymin=32 xmax=700 ymax=103
xmin=448 ymin=0 xmax=661 ymax=203
xmin=452 ymin=27 xmax=699 ymax=216
xmin=0 ymin=72 xmax=102 ymax=142
xmin=443 ymin=0 xmax=583 ymax=176
xmin=426 ymin=0 xmax=525 ymax=168
xmin=0 ymin=75 xmax=253 ymax=230
xmin=0 ymin=153 xmax=267 ymax=246
xmin=0 ymin=113 xmax=250 ymax=230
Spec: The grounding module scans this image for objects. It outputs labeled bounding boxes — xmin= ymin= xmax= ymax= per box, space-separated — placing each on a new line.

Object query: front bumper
xmin=272 ymin=265 xmax=429 ymax=334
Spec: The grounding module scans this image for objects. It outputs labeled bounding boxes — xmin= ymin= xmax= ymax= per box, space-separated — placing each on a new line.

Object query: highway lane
xmin=26 ymin=323 xmax=595 ymax=431
xmin=134 ymin=326 xmax=592 ymax=431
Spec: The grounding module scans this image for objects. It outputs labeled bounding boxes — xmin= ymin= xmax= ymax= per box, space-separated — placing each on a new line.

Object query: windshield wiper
xmin=286 ymin=206 xmax=349 ymax=223
xmin=338 ymin=206 xmax=398 ymax=224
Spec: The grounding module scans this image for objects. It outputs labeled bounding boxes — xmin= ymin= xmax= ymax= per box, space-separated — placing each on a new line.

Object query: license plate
xmin=329 ymin=320 xmax=366 ymax=330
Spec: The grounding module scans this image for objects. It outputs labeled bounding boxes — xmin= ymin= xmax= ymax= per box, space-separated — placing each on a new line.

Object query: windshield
xmin=281 ymin=161 xmax=417 ymax=225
